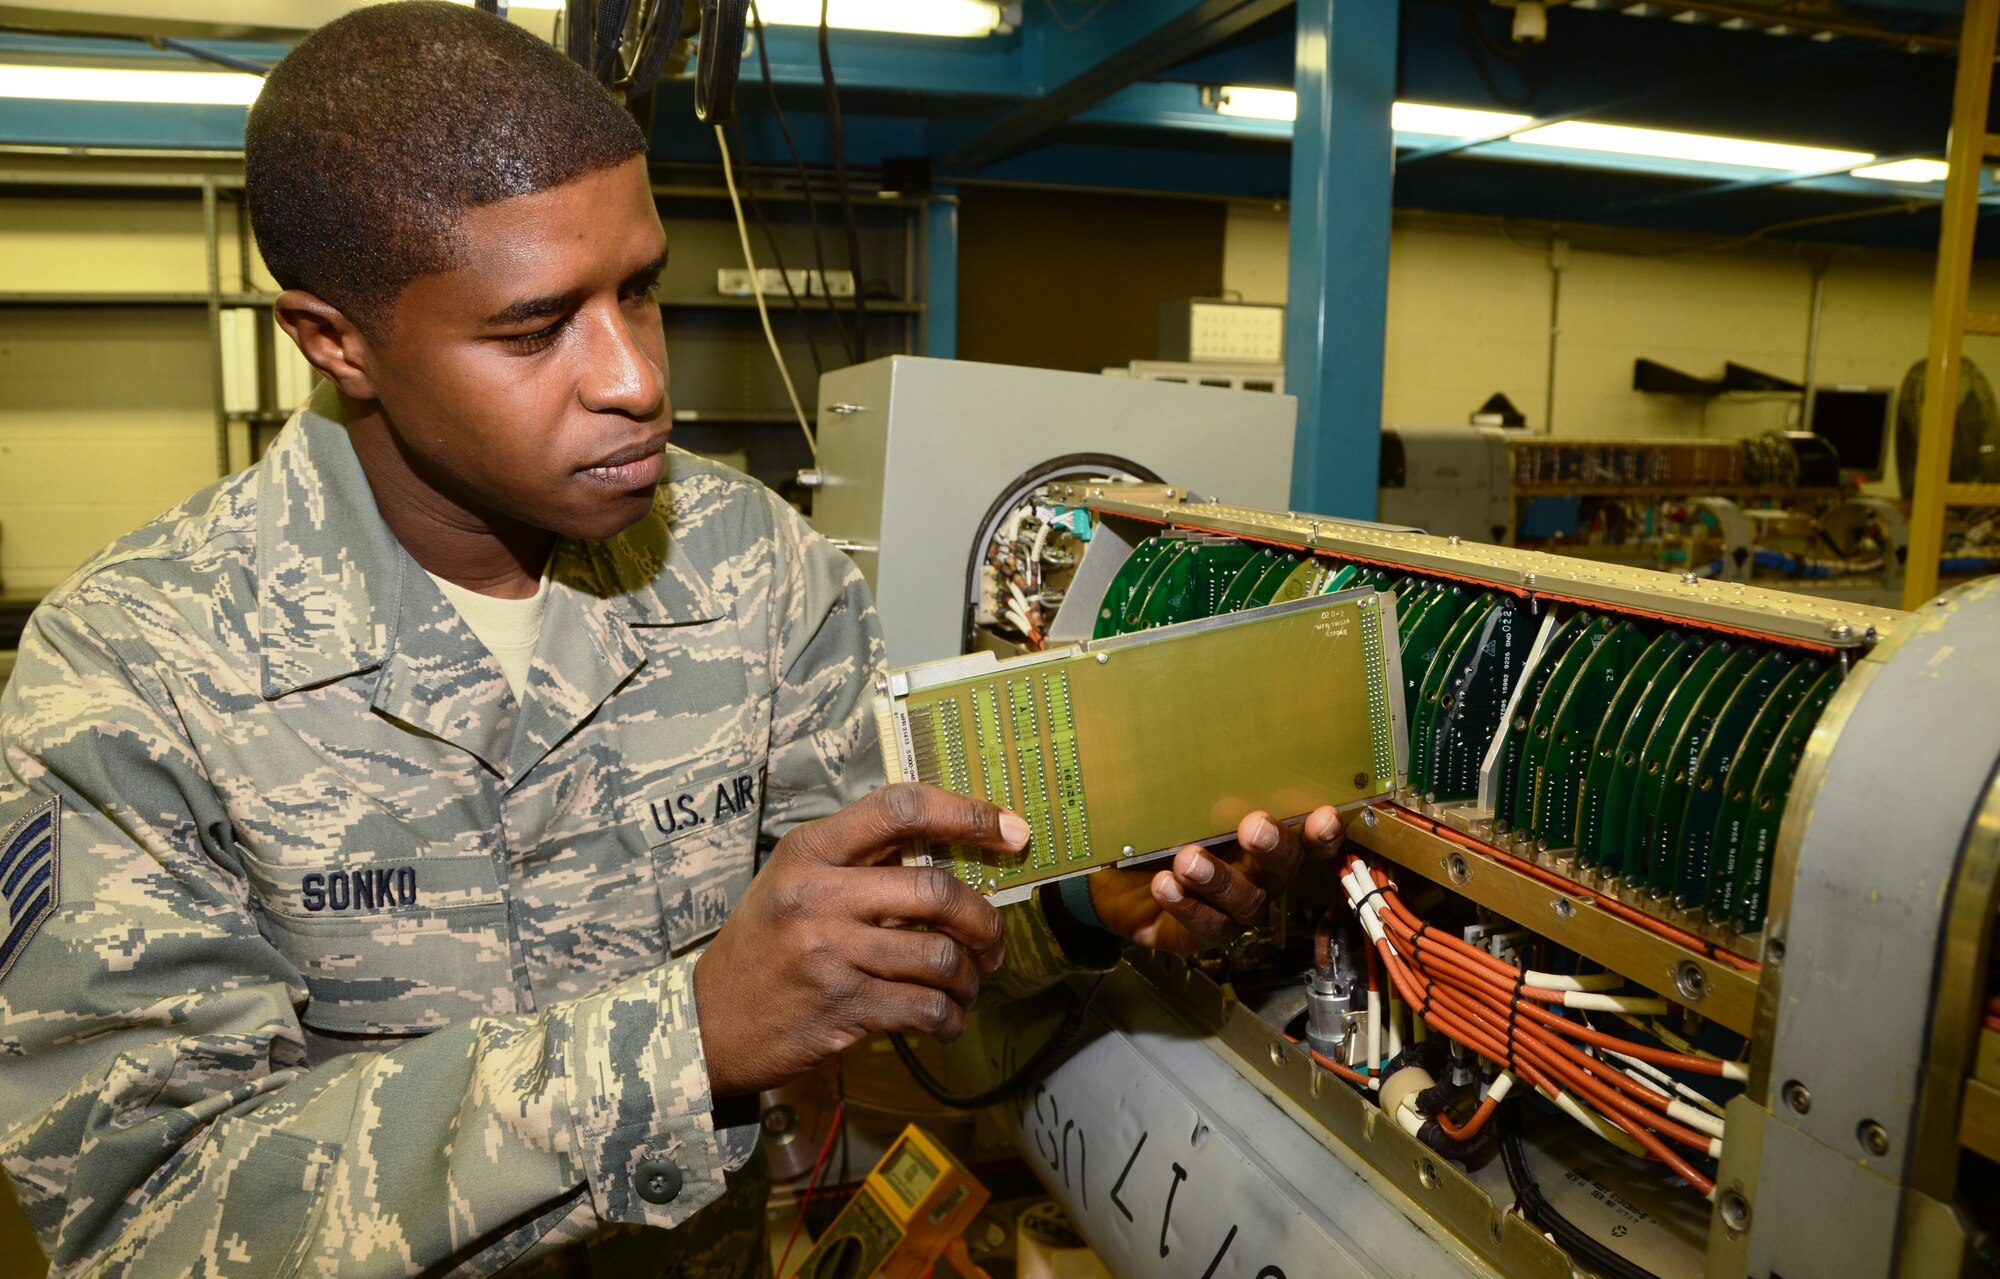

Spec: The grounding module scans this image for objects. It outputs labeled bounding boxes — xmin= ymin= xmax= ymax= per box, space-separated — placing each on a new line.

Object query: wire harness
xmin=1338 ymin=853 xmax=1738 ymax=1199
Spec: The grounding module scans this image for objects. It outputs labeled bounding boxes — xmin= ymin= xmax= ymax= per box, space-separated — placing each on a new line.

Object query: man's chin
xmin=545 ymin=483 xmax=660 ymax=543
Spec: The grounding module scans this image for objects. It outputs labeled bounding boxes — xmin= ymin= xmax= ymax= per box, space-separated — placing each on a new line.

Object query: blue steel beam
xmin=747 ymin=22 xmax=1034 ymax=97
xmin=948 ymin=0 xmax=1296 ymax=169
xmin=1287 ymin=0 xmax=1396 ymax=520
xmin=924 ymin=187 xmax=959 ymax=358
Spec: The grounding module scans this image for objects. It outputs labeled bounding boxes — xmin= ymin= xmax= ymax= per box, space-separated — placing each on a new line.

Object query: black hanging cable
xmin=142 ymin=36 xmax=269 ymax=75
xmin=1497 ymin=1104 xmax=1662 ymax=1279
xmin=729 ymin=117 xmax=826 ymax=376
xmin=593 ymin=0 xmax=632 ymax=80
xmin=751 ymin=1 xmax=856 ymax=363
xmin=887 ymin=976 xmax=1107 ymax=1111
xmin=624 ymin=0 xmax=684 ymax=103
xmin=817 ymin=0 xmax=868 ymax=361
xmin=565 ymin=0 xmax=595 ymax=73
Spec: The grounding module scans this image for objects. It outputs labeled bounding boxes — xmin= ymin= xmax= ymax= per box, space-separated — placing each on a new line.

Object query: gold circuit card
xmin=877 ymin=590 xmax=1404 ymax=905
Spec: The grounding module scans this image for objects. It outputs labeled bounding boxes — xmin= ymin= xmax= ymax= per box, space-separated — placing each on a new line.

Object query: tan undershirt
xmin=425 ymin=568 xmax=551 ymax=700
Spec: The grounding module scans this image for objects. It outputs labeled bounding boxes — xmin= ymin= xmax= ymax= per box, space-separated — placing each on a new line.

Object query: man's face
xmin=362 ymin=156 xmax=671 ymax=542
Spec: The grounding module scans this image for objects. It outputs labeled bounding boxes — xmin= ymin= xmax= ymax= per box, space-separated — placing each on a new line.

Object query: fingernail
xmin=1179 ymin=850 xmax=1214 ymax=884
xmin=999 ymin=811 xmax=1030 ymax=848
xmin=1156 ymin=876 xmax=1184 ymax=903
xmin=1250 ymin=817 xmax=1280 ymax=852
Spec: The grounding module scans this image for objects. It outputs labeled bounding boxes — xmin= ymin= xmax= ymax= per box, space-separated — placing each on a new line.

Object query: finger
xmin=850 ymin=865 xmax=1007 ymax=972
xmin=1170 ymin=843 xmax=1269 ymax=927
xmin=1150 ymin=869 xmax=1238 ymax=951
xmin=783 ymin=782 xmax=1030 ymax=869
xmin=856 ymin=929 xmax=981 ymax=1009
xmin=1300 ymin=806 xmax=1346 ymax=860
xmin=846 ymin=973 xmax=969 ymax=1043
xmin=1232 ymin=810 xmax=1303 ymax=894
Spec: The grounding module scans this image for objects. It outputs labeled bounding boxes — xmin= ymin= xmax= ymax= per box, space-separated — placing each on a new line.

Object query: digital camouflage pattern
xmin=0 ymin=386 xmax=1102 ymax=1276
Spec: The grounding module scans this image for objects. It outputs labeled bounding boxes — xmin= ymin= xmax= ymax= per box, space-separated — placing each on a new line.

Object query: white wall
xmin=1226 ymin=202 xmax=2000 ymax=450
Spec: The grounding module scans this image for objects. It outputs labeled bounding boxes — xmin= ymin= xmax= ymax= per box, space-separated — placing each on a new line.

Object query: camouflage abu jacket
xmin=0 ymin=388 xmax=1098 ymax=1277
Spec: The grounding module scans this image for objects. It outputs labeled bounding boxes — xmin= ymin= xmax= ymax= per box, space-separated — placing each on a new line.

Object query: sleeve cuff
xmin=1044 ymin=879 xmax=1124 ymax=969
xmin=558 ymin=952 xmax=727 ymax=1228
xmin=980 ymin=878 xmax=1124 ymax=1003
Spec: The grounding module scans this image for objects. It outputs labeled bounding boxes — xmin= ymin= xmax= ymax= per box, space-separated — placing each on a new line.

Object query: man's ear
xmin=273 ymin=289 xmax=382 ymax=401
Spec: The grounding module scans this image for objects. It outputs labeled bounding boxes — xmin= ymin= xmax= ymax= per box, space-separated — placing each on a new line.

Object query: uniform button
xmin=635 ymin=1156 xmax=683 ymax=1205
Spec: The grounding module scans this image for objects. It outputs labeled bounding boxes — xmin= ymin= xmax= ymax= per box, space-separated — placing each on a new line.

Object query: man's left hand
xmin=1085 ymin=806 xmax=1344 ymax=955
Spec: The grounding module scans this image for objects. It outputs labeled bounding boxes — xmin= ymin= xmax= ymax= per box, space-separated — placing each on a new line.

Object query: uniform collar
xmin=255 ymin=387 xmax=727 ymax=719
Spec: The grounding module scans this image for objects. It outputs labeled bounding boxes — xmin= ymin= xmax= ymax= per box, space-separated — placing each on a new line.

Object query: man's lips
xmin=579 ymin=437 xmax=667 ymax=489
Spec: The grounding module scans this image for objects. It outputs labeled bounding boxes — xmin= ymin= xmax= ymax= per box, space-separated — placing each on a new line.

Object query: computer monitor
xmin=1809 ymin=386 xmax=1892 ymax=479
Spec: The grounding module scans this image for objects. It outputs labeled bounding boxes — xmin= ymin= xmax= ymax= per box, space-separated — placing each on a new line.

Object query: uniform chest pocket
xmin=641 ymin=754 xmax=765 ymax=954
xmin=246 ymin=853 xmax=518 ymax=1036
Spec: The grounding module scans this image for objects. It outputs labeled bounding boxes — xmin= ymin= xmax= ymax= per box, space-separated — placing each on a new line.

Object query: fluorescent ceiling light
xmin=1393 ymin=101 xmax=1532 ymax=139
xmin=1214 ymin=85 xmax=1297 ymax=121
xmin=0 ymin=63 xmax=260 ymax=106
xmin=1511 ymin=120 xmax=1871 ymax=172
xmin=752 ymin=0 xmax=1005 ymax=36
xmin=1213 ymin=90 xmax=1532 ymax=138
xmin=1852 ymin=158 xmax=1948 ymax=183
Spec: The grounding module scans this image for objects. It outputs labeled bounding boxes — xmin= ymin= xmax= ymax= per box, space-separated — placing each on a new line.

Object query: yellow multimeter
xmin=792 ymin=1125 xmax=989 ymax=1279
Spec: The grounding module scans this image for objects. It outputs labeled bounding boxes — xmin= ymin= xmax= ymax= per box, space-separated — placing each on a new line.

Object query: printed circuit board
xmin=878 ymin=590 xmax=1404 ymax=905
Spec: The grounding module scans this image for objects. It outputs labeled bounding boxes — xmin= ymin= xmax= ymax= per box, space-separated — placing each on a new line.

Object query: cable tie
xmin=1505 ymin=969 xmax=1528 ymax=1071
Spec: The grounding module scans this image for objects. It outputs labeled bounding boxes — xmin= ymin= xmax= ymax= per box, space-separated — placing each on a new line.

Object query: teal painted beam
xmin=1285 ymin=0 xmax=1397 ymax=520
xmin=0 ymin=98 xmax=249 ymax=150
xmin=924 ymin=188 xmax=958 ymax=358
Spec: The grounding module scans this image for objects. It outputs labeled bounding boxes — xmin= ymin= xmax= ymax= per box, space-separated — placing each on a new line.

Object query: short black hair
xmin=246 ymin=1 xmax=647 ymax=336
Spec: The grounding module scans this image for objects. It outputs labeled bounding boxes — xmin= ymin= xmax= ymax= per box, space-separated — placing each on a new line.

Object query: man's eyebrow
xmin=483 ymin=291 xmax=577 ymax=327
xmin=481 ymin=250 xmax=666 ymax=326
xmin=621 ymin=251 xmax=667 ymax=291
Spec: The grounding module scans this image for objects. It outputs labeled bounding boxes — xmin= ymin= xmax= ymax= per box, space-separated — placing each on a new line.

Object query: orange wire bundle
xmin=1338 ymin=854 xmax=1734 ymax=1198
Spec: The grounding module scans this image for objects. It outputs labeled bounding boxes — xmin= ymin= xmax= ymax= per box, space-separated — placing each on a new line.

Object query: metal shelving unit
xmin=0 ymin=155 xmax=946 ymax=495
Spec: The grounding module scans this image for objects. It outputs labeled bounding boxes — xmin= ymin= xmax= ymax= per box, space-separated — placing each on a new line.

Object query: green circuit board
xmin=883 ymin=590 xmax=1402 ymax=904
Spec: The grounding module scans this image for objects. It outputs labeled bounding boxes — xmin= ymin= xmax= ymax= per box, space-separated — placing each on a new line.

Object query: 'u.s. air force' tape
xmin=0 ymin=795 xmax=60 ymax=984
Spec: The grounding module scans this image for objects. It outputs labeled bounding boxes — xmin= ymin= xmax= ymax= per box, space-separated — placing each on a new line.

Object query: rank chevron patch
xmin=0 ymin=796 xmax=60 ymax=983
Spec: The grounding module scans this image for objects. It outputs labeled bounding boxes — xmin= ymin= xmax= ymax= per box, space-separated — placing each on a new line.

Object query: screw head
xmin=1447 ymin=534 xmax=1462 ymax=546
xmin=1828 ymin=620 xmax=1853 ymax=640
xmin=1362 ymin=807 xmax=1379 ymax=828
xmin=1857 ymin=1120 xmax=1890 ymax=1157
xmin=1121 ymin=844 xmax=1136 ymax=857
xmin=1522 ymin=572 xmax=1538 ymax=588
xmin=1783 ymin=1080 xmax=1812 ymax=1115
xmin=1095 ymin=652 xmax=1109 ymax=665
xmin=1719 ymin=1187 xmax=1752 ymax=1233
xmin=1673 ymin=960 xmax=1709 ymax=1003
xmin=1415 ymin=1157 xmax=1439 ymax=1190
xmin=1681 ymin=572 xmax=1700 ymax=585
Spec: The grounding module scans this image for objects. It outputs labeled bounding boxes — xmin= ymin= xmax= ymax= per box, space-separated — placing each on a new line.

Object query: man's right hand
xmin=692 ymin=782 xmax=1026 ymax=1097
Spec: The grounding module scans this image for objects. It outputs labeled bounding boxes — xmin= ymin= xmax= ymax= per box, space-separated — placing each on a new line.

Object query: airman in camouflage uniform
xmin=0 ymin=6 xmax=1340 ymax=1274
xmin=0 ymin=387 xmax=1099 ymax=1276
